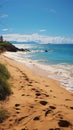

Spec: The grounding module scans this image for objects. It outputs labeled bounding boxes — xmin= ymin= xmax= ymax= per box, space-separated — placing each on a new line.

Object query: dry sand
xmin=0 ymin=54 xmax=73 ymax=130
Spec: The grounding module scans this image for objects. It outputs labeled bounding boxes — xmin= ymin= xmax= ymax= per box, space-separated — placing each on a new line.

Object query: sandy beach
xmin=0 ymin=54 xmax=73 ymax=130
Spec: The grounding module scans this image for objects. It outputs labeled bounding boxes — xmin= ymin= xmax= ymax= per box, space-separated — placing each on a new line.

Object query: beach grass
xmin=0 ymin=109 xmax=9 ymax=123
xmin=0 ymin=63 xmax=10 ymax=79
xmin=0 ymin=64 xmax=11 ymax=100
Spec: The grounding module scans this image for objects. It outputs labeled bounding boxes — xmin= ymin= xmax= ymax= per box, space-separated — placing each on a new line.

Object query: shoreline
xmin=0 ymin=54 xmax=73 ymax=129
xmin=3 ymin=51 xmax=73 ymax=93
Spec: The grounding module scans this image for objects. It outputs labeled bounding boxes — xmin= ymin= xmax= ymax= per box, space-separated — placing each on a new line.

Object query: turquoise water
xmin=15 ymin=43 xmax=73 ymax=65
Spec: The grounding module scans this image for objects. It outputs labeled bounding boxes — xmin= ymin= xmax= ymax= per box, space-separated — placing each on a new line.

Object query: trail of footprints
xmin=9 ymin=98 xmax=72 ymax=130
xmin=13 ymin=70 xmax=73 ymax=129
xmin=1 ymin=65 xmax=73 ymax=130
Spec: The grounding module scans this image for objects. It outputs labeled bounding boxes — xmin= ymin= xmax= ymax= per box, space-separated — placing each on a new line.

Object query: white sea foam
xmin=3 ymin=52 xmax=73 ymax=93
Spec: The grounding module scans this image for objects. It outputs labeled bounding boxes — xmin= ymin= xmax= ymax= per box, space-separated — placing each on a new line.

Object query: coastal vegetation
xmin=0 ymin=63 xmax=11 ymax=123
xmin=0 ymin=41 xmax=19 ymax=52
xmin=0 ymin=109 xmax=9 ymax=123
xmin=0 ymin=35 xmax=19 ymax=52
xmin=0 ymin=35 xmax=30 ymax=52
xmin=0 ymin=63 xmax=11 ymax=100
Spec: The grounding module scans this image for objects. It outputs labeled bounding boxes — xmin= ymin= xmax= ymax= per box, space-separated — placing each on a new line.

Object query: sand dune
xmin=0 ymin=54 xmax=73 ymax=130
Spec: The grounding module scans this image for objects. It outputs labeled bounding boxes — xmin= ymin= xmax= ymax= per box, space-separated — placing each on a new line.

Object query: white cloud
xmin=40 ymin=29 xmax=46 ymax=32
xmin=2 ymin=28 xmax=9 ymax=31
xmin=2 ymin=28 xmax=14 ymax=32
xmin=3 ymin=33 xmax=73 ymax=44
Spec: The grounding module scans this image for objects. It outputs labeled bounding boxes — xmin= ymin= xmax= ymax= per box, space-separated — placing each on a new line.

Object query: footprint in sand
xmin=33 ymin=116 xmax=40 ymax=121
xmin=16 ymin=111 xmax=20 ymax=114
xmin=45 ymin=109 xmax=52 ymax=116
xmin=58 ymin=120 xmax=71 ymax=127
xmin=15 ymin=104 xmax=20 ymax=107
xmin=36 ymin=92 xmax=41 ymax=96
xmin=39 ymin=101 xmax=48 ymax=106
xmin=65 ymin=98 xmax=71 ymax=101
xmin=21 ymin=86 xmax=24 ymax=88
xmin=15 ymin=108 xmax=20 ymax=110
xmin=21 ymin=94 xmax=25 ymax=96
xmin=49 ymin=106 xmax=56 ymax=110
xmin=29 ymin=106 xmax=34 ymax=108
xmin=70 ymin=107 xmax=73 ymax=109
xmin=45 ymin=106 xmax=56 ymax=117
xmin=29 ymin=81 xmax=33 ymax=84
xmin=44 ymin=93 xmax=49 ymax=97
xmin=25 ymin=77 xmax=29 ymax=81
xmin=36 ymin=90 xmax=40 ymax=93
xmin=15 ymin=104 xmax=21 ymax=111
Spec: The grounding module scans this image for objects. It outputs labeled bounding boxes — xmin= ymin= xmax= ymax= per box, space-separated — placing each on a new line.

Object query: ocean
xmin=4 ymin=43 xmax=73 ymax=93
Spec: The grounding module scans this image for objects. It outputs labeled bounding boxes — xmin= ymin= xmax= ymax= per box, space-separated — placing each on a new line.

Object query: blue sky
xmin=0 ymin=0 xmax=73 ymax=43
